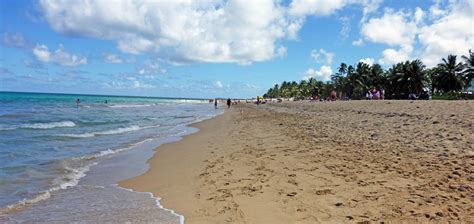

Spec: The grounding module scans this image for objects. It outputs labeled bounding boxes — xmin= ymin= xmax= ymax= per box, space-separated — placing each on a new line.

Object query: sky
xmin=0 ymin=0 xmax=472 ymax=98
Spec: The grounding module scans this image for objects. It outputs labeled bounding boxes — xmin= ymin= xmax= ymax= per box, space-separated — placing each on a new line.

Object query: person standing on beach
xmin=214 ymin=99 xmax=218 ymax=109
xmin=227 ymin=98 xmax=231 ymax=109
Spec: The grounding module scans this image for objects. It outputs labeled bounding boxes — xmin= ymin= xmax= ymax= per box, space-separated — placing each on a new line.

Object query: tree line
xmin=264 ymin=50 xmax=473 ymax=100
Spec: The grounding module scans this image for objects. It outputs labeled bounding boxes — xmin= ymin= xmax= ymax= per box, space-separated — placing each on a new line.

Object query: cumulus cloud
xmin=429 ymin=0 xmax=448 ymax=19
xmin=361 ymin=9 xmax=417 ymax=47
xmin=311 ymin=48 xmax=334 ymax=65
xmin=414 ymin=7 xmax=424 ymax=24
xmin=358 ymin=1 xmax=473 ymax=67
xmin=289 ymin=0 xmax=346 ymax=16
xmin=103 ymin=53 xmax=123 ymax=64
xmin=39 ymin=0 xmax=304 ymax=65
xmin=32 ymin=44 xmax=87 ymax=66
xmin=290 ymin=0 xmax=381 ymax=19
xmin=418 ymin=0 xmax=474 ymax=67
xmin=303 ymin=65 xmax=333 ymax=81
xmin=137 ymin=60 xmax=166 ymax=75
xmin=378 ymin=45 xmax=413 ymax=65
xmin=32 ymin=44 xmax=51 ymax=62
xmin=359 ymin=57 xmax=374 ymax=65
xmin=38 ymin=0 xmax=385 ymax=65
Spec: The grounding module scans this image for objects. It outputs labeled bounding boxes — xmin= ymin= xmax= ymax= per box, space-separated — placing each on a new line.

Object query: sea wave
xmin=21 ymin=121 xmax=76 ymax=129
xmin=108 ymin=104 xmax=152 ymax=108
xmin=57 ymin=125 xmax=151 ymax=138
xmin=6 ymin=162 xmax=96 ymax=211
xmin=0 ymin=126 xmax=16 ymax=131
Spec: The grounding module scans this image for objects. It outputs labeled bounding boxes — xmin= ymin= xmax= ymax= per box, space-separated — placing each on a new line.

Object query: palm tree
xmin=348 ymin=62 xmax=370 ymax=98
xmin=343 ymin=65 xmax=356 ymax=98
xmin=436 ymin=55 xmax=465 ymax=92
xmin=338 ymin=63 xmax=347 ymax=76
xmin=307 ymin=77 xmax=320 ymax=98
xmin=369 ymin=64 xmax=384 ymax=88
xmin=426 ymin=66 xmax=443 ymax=94
xmin=298 ymin=80 xmax=310 ymax=99
xmin=403 ymin=59 xmax=427 ymax=95
xmin=462 ymin=49 xmax=474 ymax=89
xmin=331 ymin=73 xmax=344 ymax=98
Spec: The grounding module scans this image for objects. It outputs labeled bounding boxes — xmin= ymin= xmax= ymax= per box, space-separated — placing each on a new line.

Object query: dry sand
xmin=120 ymin=100 xmax=473 ymax=223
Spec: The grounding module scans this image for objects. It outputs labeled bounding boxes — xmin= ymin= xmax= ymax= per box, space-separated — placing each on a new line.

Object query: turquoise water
xmin=0 ymin=92 xmax=221 ymax=221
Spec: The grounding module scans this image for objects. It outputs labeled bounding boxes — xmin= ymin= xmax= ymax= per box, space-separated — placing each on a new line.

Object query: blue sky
xmin=0 ymin=0 xmax=472 ymax=98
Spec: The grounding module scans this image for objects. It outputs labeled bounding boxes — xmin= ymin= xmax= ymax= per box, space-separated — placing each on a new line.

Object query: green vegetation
xmin=264 ymin=51 xmax=474 ymax=100
xmin=432 ymin=92 xmax=474 ymax=100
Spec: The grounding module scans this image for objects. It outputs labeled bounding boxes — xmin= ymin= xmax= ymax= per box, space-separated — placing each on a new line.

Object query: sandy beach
xmin=120 ymin=100 xmax=473 ymax=223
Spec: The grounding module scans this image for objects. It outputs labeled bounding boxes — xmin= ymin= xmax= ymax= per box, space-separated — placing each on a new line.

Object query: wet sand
xmin=120 ymin=100 xmax=473 ymax=223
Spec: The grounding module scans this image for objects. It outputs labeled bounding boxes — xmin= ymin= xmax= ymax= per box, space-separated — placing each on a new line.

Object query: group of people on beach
xmin=366 ymin=87 xmax=384 ymax=100
xmin=212 ymin=98 xmax=232 ymax=109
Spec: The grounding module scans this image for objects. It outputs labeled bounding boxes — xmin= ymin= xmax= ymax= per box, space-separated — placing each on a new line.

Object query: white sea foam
xmin=58 ymin=125 xmax=142 ymax=138
xmin=58 ymin=133 xmax=95 ymax=138
xmin=118 ymin=186 xmax=185 ymax=224
xmin=6 ymin=162 xmax=96 ymax=211
xmin=108 ymin=104 xmax=152 ymax=108
xmin=58 ymin=125 xmax=162 ymax=138
xmin=0 ymin=126 xmax=16 ymax=131
xmin=21 ymin=121 xmax=76 ymax=129
xmin=99 ymin=125 xmax=141 ymax=135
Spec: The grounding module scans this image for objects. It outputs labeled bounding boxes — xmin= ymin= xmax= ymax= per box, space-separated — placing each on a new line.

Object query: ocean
xmin=0 ymin=92 xmax=222 ymax=223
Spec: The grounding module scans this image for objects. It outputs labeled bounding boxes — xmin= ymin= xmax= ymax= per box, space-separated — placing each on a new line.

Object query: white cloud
xmin=289 ymin=0 xmax=347 ymax=17
xmin=418 ymin=0 xmax=474 ymax=67
xmin=359 ymin=57 xmax=374 ymax=65
xmin=429 ymin=0 xmax=447 ymax=19
xmin=137 ymin=60 xmax=165 ymax=75
xmin=53 ymin=45 xmax=88 ymax=66
xmin=103 ymin=53 xmax=123 ymax=64
xmin=33 ymin=44 xmax=87 ymax=66
xmin=303 ymin=65 xmax=332 ymax=81
xmin=287 ymin=19 xmax=304 ymax=40
xmin=131 ymin=80 xmax=155 ymax=89
xmin=378 ymin=45 xmax=413 ymax=65
xmin=39 ymin=0 xmax=301 ymax=65
xmin=339 ymin=16 xmax=351 ymax=40
xmin=361 ymin=9 xmax=417 ymax=47
xmin=360 ymin=0 xmax=382 ymax=22
xmin=352 ymin=38 xmax=364 ymax=46
xmin=104 ymin=80 xmax=155 ymax=89
xmin=359 ymin=1 xmax=473 ymax=67
xmin=32 ymin=44 xmax=51 ymax=62
xmin=310 ymin=48 xmax=334 ymax=65
xmin=414 ymin=7 xmax=424 ymax=24
xmin=214 ymin=80 xmax=224 ymax=89
xmin=290 ymin=0 xmax=382 ymax=19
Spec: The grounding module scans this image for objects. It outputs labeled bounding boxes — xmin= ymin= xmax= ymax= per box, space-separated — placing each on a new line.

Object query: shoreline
xmin=120 ymin=101 xmax=473 ymax=223
xmin=119 ymin=109 xmax=231 ymax=223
